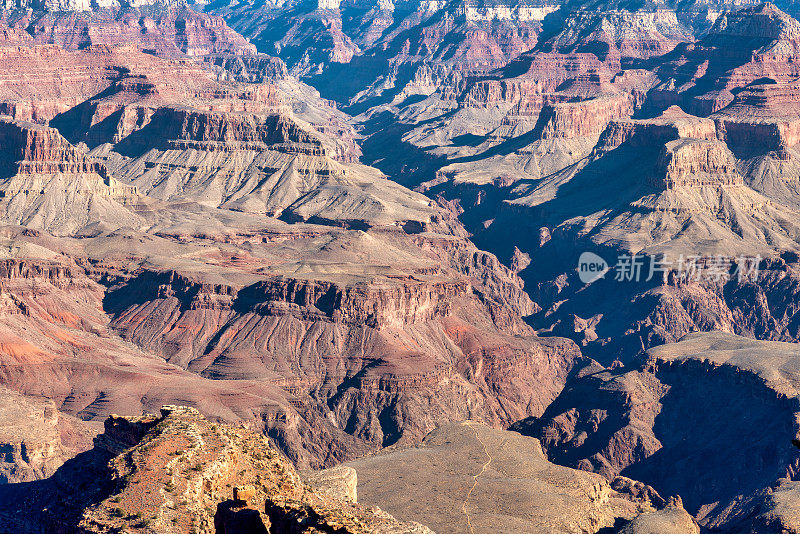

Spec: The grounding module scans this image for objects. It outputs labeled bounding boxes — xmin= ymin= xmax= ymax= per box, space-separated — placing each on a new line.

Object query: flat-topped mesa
xmin=653 ymin=138 xmax=743 ymax=189
xmin=597 ymin=106 xmax=717 ymax=152
xmin=536 ymin=93 xmax=634 ymax=140
xmin=0 ymin=118 xmax=137 ymax=199
xmin=712 ymin=80 xmax=800 ymax=154
xmin=345 ymin=422 xmax=693 ymax=534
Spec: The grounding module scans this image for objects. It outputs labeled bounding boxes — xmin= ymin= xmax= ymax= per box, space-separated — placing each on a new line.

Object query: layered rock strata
xmin=0 ymin=4 xmax=256 ymax=57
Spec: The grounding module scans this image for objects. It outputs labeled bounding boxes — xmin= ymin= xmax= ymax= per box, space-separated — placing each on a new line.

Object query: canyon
xmin=0 ymin=0 xmax=800 ymax=531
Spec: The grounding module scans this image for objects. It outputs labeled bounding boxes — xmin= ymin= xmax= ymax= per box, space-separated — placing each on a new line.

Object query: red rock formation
xmin=516 ymin=332 xmax=800 ymax=531
xmin=0 ymin=119 xmax=114 ymax=180
xmin=0 ymin=198 xmax=581 ymax=467
xmin=0 ymin=41 xmax=368 ymax=219
xmin=0 ymin=118 xmax=140 ymax=234
xmin=713 ymin=79 xmax=800 ymax=154
xmin=538 ymin=93 xmax=634 ymax=139
xmin=650 ymin=3 xmax=800 ymax=115
xmin=0 ymin=406 xmax=433 ymax=533
xmin=0 ymin=44 xmax=219 ymax=123
xmin=137 ymin=108 xmax=325 ymax=154
xmin=204 ymin=53 xmax=289 ymax=83
xmin=460 ymin=53 xmax=612 ymax=108
xmin=102 ymin=261 xmax=579 ymax=452
xmin=598 ymin=105 xmax=717 ymax=151
xmin=653 ymin=138 xmax=743 ymax=188
xmin=207 ymin=0 xmax=541 ymax=105
xmin=0 ymin=254 xmax=353 ymax=467
xmin=1 ymin=5 xmax=256 ymax=58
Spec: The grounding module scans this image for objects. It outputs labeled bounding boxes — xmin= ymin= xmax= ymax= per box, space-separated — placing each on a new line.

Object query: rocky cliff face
xmin=206 ymin=0 xmax=545 ymax=105
xmin=369 ymin=0 xmax=800 ymax=368
xmin=537 ymin=93 xmax=634 ymax=139
xmin=0 ymin=16 xmax=591 ymax=485
xmin=654 ymin=138 xmax=743 ymax=188
xmin=0 ymin=118 xmax=140 ymax=234
xmin=648 ymin=3 xmax=800 ymax=115
xmin=204 ymin=53 xmax=289 ymax=83
xmin=515 ymin=332 xmax=800 ymax=532
xmin=142 ymin=108 xmax=324 ymax=152
xmin=0 ymin=249 xmax=359 ymax=469
xmin=101 ymin=256 xmax=579 ymax=459
xmin=461 ymin=53 xmax=612 ymax=107
xmin=0 ymin=118 xmax=116 ymax=179
xmin=0 ymin=386 xmax=95 ymax=484
xmin=0 ymin=4 xmax=256 ymax=57
xmin=0 ymin=194 xmax=578 ymax=470
xmin=597 ymin=105 xmax=717 ymax=151
xmin=541 ymin=8 xmax=693 ymax=61
xmin=712 ymin=79 xmax=800 ymax=156
xmin=0 ymin=39 xmax=430 ymax=229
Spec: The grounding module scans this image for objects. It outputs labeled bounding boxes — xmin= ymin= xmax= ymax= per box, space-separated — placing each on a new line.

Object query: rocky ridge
xmin=349 ymin=2 xmax=800 ymax=366
xmin=0 ymin=405 xmax=433 ymax=533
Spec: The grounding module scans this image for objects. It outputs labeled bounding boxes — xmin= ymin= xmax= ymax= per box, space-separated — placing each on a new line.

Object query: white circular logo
xmin=577 ymin=252 xmax=609 ymax=284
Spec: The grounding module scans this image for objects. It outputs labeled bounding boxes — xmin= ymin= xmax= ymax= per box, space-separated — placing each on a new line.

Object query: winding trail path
xmin=461 ymin=421 xmax=493 ymax=534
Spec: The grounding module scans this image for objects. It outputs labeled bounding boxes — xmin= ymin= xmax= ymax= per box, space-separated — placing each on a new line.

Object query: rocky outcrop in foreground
xmin=0 ymin=405 xmax=432 ymax=533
